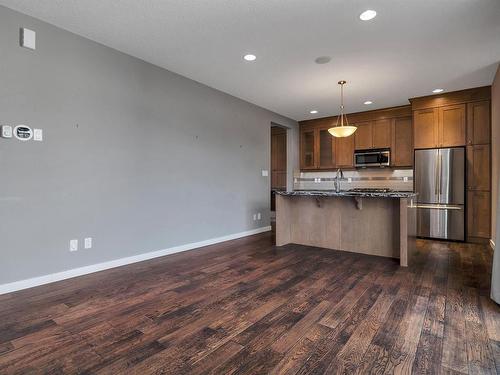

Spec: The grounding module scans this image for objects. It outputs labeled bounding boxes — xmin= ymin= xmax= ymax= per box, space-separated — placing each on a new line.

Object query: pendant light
xmin=328 ymin=80 xmax=357 ymax=138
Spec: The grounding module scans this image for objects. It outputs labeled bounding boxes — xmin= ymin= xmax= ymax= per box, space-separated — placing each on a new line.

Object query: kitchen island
xmin=275 ymin=190 xmax=418 ymax=267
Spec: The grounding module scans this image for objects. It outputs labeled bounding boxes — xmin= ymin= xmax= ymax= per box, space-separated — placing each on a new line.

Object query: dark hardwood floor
xmin=0 ymin=231 xmax=498 ymax=374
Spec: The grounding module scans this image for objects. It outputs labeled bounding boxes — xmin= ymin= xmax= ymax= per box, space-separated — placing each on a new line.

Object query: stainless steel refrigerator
xmin=414 ymin=147 xmax=465 ymax=241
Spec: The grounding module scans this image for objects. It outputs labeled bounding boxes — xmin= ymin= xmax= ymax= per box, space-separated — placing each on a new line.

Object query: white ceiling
xmin=1 ymin=0 xmax=500 ymax=121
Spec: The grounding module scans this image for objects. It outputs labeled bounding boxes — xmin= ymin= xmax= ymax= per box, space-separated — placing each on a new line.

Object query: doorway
xmin=270 ymin=125 xmax=287 ymax=221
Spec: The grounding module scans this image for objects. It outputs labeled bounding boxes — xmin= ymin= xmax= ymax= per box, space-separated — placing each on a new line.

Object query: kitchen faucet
xmin=334 ymin=168 xmax=344 ymax=193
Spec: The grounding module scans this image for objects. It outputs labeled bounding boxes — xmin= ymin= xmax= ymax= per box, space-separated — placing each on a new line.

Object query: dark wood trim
xmin=409 ymin=86 xmax=491 ymax=111
xmin=300 ymin=105 xmax=412 ymax=130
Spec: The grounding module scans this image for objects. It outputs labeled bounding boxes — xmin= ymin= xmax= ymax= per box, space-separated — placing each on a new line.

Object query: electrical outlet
xmin=84 ymin=237 xmax=92 ymax=249
xmin=253 ymin=214 xmax=257 ymax=221
xmin=257 ymin=212 xmax=261 ymax=220
xmin=70 ymin=239 xmax=78 ymax=252
xmin=403 ymin=176 xmax=408 ymax=182
xmin=34 ymin=128 xmax=43 ymax=141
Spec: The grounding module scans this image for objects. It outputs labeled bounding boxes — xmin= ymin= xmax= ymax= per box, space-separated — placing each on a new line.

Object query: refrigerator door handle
xmin=434 ymin=152 xmax=440 ymax=196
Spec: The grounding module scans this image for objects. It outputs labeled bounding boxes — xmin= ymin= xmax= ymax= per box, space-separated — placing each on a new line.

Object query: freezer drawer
xmin=416 ymin=204 xmax=465 ymax=241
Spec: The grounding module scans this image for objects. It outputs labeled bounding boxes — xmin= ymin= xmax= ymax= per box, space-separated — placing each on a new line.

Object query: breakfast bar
xmin=275 ymin=190 xmax=418 ymax=267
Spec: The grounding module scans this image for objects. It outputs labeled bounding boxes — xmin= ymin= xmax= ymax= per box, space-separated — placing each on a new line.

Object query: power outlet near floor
xmin=253 ymin=213 xmax=262 ymax=221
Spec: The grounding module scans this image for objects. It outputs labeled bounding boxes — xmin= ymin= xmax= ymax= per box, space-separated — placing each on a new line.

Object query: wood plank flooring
xmin=0 ymin=231 xmax=498 ymax=374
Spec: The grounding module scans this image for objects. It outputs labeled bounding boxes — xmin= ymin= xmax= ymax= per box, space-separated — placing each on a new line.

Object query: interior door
xmin=414 ymin=149 xmax=439 ymax=204
xmin=439 ymin=147 xmax=465 ymax=205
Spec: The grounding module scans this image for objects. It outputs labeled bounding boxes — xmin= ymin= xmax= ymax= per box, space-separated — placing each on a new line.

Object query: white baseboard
xmin=0 ymin=226 xmax=272 ymax=295
xmin=490 ymin=239 xmax=496 ymax=251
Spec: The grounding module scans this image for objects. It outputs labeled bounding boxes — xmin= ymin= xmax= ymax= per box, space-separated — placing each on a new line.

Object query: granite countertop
xmin=275 ymin=190 xmax=417 ymax=198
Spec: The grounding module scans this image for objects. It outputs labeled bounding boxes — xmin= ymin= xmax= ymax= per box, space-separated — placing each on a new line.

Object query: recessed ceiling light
xmin=243 ymin=54 xmax=256 ymax=61
xmin=364 ymin=101 xmax=373 ymax=105
xmin=360 ymin=10 xmax=377 ymax=21
xmin=432 ymin=88 xmax=444 ymax=93
xmin=310 ymin=110 xmax=318 ymax=114
xmin=315 ymin=56 xmax=332 ymax=64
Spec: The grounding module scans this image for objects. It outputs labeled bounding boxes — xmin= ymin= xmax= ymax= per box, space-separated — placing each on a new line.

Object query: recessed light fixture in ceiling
xmin=243 ymin=54 xmax=257 ymax=61
xmin=432 ymin=88 xmax=444 ymax=93
xmin=315 ymin=56 xmax=332 ymax=64
xmin=310 ymin=110 xmax=318 ymax=114
xmin=359 ymin=10 xmax=377 ymax=21
xmin=364 ymin=101 xmax=373 ymax=105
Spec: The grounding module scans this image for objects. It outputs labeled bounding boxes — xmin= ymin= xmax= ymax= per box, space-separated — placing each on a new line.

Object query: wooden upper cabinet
xmin=354 ymin=121 xmax=373 ymax=150
xmin=372 ymin=119 xmax=392 ymax=149
xmin=467 ymin=144 xmax=490 ymax=191
xmin=414 ymin=105 xmax=466 ymax=148
xmin=318 ymin=128 xmax=335 ymax=169
xmin=300 ymin=129 xmax=316 ymax=169
xmin=467 ymin=100 xmax=490 ymax=145
xmin=439 ymin=104 xmax=466 ymax=147
xmin=392 ymin=117 xmax=413 ymax=167
xmin=335 ymin=135 xmax=354 ymax=168
xmin=413 ymin=108 xmax=438 ymax=149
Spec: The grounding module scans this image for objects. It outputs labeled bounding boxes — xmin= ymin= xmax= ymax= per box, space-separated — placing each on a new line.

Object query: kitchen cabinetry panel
xmin=392 ymin=117 xmax=413 ymax=167
xmin=372 ymin=119 xmax=392 ymax=149
xmin=467 ymin=100 xmax=490 ymax=145
xmin=335 ymin=135 xmax=354 ymax=168
xmin=300 ymin=129 xmax=315 ymax=169
xmin=467 ymin=144 xmax=490 ymax=191
xmin=414 ymin=108 xmax=438 ymax=149
xmin=354 ymin=121 xmax=373 ymax=150
xmin=318 ymin=128 xmax=335 ymax=169
xmin=467 ymin=191 xmax=491 ymax=239
xmin=439 ymin=104 xmax=466 ymax=147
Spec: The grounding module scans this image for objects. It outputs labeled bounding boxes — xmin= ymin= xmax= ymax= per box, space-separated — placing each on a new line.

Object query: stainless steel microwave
xmin=354 ymin=149 xmax=390 ymax=168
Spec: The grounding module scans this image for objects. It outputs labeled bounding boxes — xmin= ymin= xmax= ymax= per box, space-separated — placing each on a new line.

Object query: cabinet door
xmin=271 ymin=130 xmax=287 ymax=189
xmin=318 ymin=128 xmax=335 ymax=169
xmin=300 ymin=129 xmax=316 ymax=169
xmin=467 ymin=191 xmax=491 ymax=239
xmin=467 ymin=144 xmax=490 ymax=191
xmin=335 ymin=135 xmax=354 ymax=168
xmin=467 ymin=100 xmax=490 ymax=145
xmin=354 ymin=121 xmax=373 ymax=150
xmin=413 ymin=108 xmax=438 ymax=149
xmin=439 ymin=104 xmax=466 ymax=147
xmin=372 ymin=119 xmax=392 ymax=149
xmin=392 ymin=117 xmax=413 ymax=167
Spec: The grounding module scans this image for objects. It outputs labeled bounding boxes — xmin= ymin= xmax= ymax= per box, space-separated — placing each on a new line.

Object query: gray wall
xmin=0 ymin=6 xmax=298 ymax=285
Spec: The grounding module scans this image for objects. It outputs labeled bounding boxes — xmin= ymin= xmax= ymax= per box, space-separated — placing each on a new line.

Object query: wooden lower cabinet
xmin=467 ymin=191 xmax=491 ymax=239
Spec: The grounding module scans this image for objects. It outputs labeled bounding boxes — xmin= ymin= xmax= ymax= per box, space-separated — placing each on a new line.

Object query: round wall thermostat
xmin=14 ymin=125 xmax=33 ymax=141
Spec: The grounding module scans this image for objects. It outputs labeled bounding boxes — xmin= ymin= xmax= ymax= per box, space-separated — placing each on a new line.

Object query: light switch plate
xmin=21 ymin=28 xmax=36 ymax=50
xmin=1 ymin=125 xmax=12 ymax=138
xmin=34 ymin=128 xmax=43 ymax=141
xmin=261 ymin=170 xmax=269 ymax=177
xmin=84 ymin=237 xmax=92 ymax=249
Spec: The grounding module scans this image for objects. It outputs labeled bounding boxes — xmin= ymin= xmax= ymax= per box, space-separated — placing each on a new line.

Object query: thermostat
xmin=14 ymin=125 xmax=33 ymax=141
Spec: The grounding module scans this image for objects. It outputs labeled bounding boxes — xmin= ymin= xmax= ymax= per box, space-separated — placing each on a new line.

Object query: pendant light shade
xmin=328 ymin=80 xmax=357 ymax=138
xmin=328 ymin=125 xmax=357 ymax=137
